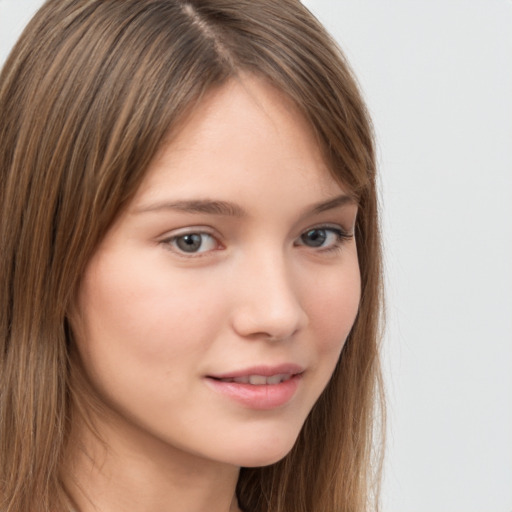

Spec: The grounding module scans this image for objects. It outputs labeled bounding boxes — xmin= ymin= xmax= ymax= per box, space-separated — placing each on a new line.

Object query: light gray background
xmin=1 ymin=1 xmax=511 ymax=511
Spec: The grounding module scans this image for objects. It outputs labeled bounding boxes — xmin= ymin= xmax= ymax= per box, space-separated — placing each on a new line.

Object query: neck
xmin=63 ymin=410 xmax=241 ymax=512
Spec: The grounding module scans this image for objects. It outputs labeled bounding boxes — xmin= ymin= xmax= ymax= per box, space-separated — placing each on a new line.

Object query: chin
xmin=222 ymin=429 xmax=300 ymax=468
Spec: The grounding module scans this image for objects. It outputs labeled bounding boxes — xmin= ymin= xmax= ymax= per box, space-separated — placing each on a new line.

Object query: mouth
xmin=207 ymin=364 xmax=304 ymax=384
xmin=212 ymin=373 xmax=294 ymax=385
xmin=205 ymin=365 xmax=304 ymax=409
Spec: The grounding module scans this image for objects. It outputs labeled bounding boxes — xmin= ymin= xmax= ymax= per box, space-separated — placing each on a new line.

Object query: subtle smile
xmin=205 ymin=365 xmax=304 ymax=409
xmin=214 ymin=374 xmax=294 ymax=385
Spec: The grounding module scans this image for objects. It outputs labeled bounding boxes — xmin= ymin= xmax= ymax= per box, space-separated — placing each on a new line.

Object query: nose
xmin=229 ymin=252 xmax=308 ymax=341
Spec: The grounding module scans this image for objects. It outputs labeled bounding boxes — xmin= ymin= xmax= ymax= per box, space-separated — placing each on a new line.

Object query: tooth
xmin=267 ymin=374 xmax=284 ymax=385
xmin=249 ymin=375 xmax=267 ymax=385
xmin=233 ymin=376 xmax=250 ymax=384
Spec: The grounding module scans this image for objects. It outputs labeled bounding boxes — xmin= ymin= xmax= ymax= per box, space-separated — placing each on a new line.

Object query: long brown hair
xmin=0 ymin=1 xmax=384 ymax=511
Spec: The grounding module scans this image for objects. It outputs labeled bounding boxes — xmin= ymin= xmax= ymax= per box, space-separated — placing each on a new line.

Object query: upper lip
xmin=208 ymin=363 xmax=305 ymax=380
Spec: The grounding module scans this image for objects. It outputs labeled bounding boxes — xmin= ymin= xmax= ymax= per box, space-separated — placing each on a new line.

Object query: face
xmin=75 ymin=75 xmax=361 ymax=469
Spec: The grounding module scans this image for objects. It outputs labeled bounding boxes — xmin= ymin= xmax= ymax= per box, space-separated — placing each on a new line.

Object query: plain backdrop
xmin=1 ymin=1 xmax=511 ymax=511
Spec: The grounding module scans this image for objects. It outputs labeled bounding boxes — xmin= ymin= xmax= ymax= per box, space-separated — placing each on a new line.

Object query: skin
xmin=68 ymin=75 xmax=361 ymax=512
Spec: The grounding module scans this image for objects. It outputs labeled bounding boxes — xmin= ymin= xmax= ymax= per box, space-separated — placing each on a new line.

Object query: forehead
xmin=132 ymin=75 xmax=346 ymax=211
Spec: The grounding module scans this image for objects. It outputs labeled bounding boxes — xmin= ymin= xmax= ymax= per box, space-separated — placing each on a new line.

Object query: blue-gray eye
xmin=301 ymin=229 xmax=327 ymax=247
xmin=171 ymin=233 xmax=216 ymax=253
xmin=297 ymin=227 xmax=348 ymax=250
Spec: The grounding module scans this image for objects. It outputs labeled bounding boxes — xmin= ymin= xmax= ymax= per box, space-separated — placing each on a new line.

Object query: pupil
xmin=303 ymin=229 xmax=326 ymax=247
xmin=177 ymin=234 xmax=202 ymax=252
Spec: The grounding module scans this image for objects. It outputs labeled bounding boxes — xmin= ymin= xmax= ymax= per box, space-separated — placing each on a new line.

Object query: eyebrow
xmin=133 ymin=193 xmax=355 ymax=217
xmin=311 ymin=194 xmax=356 ymax=214
xmin=134 ymin=199 xmax=246 ymax=217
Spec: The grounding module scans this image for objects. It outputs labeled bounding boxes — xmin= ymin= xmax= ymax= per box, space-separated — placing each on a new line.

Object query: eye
xmin=295 ymin=226 xmax=351 ymax=251
xmin=164 ymin=232 xmax=218 ymax=255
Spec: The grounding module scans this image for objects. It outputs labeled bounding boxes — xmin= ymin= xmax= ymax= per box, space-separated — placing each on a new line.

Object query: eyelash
xmin=160 ymin=225 xmax=353 ymax=258
xmin=161 ymin=230 xmax=221 ymax=257
xmin=294 ymin=226 xmax=353 ymax=254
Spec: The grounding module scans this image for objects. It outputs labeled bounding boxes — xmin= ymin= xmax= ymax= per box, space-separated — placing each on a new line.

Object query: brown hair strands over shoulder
xmin=0 ymin=1 xmax=384 ymax=511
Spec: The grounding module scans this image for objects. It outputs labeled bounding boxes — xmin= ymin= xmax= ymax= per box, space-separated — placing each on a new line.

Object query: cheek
xmin=304 ymin=260 xmax=361 ymax=355
xmin=297 ymin=261 xmax=361 ymax=398
xmin=75 ymin=252 xmax=227 ymax=376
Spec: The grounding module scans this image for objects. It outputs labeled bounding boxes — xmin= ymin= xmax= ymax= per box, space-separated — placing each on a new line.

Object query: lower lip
xmin=205 ymin=375 xmax=302 ymax=410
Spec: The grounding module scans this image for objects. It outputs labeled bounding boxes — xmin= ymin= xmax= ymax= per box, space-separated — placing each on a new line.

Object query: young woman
xmin=0 ymin=1 xmax=384 ymax=511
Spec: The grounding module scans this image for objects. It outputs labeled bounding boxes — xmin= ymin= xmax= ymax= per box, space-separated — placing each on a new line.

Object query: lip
xmin=205 ymin=364 xmax=304 ymax=410
xmin=209 ymin=364 xmax=304 ymax=380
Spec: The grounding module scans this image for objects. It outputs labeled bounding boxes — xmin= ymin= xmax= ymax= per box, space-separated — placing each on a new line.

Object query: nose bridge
xmin=230 ymin=247 xmax=308 ymax=340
